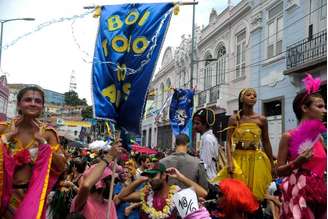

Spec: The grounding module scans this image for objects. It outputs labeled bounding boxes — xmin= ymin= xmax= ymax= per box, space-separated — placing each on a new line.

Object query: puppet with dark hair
xmin=277 ymin=74 xmax=327 ymax=219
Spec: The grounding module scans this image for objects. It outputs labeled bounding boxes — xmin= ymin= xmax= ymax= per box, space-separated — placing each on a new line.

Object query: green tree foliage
xmin=64 ymin=91 xmax=87 ymax=106
xmin=81 ymin=106 xmax=93 ymax=119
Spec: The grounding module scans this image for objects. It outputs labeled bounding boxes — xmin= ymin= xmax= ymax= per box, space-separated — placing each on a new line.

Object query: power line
xmin=148 ymin=82 xmax=299 ymax=116
xmin=172 ymin=3 xmax=327 ymax=93
xmin=150 ymin=25 xmax=326 ymax=98
xmin=196 ymin=2 xmax=326 ymax=63
xmin=170 ymin=2 xmax=326 ymax=88
xmin=3 ymin=1 xmax=324 ymax=69
xmin=2 ymin=9 xmax=95 ymax=50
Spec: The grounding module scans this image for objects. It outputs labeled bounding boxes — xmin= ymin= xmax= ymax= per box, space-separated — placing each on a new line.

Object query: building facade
xmin=44 ymin=89 xmax=65 ymax=105
xmin=7 ymin=84 xmax=65 ymax=120
xmin=142 ymin=0 xmax=327 ymax=152
xmin=0 ymin=76 xmax=9 ymax=121
xmin=249 ymin=0 xmax=326 ymax=156
xmin=195 ymin=0 xmax=252 ymax=144
xmin=142 ymin=46 xmax=177 ymax=149
xmin=142 ymin=0 xmax=254 ymax=149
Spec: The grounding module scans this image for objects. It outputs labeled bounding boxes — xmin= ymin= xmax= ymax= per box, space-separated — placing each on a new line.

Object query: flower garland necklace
xmin=140 ymin=184 xmax=178 ymax=219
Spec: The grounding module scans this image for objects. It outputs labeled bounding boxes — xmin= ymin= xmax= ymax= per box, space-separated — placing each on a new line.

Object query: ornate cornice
xmin=250 ymin=11 xmax=263 ymax=32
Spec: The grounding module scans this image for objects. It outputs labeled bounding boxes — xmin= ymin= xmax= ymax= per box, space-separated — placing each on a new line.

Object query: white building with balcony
xmin=142 ymin=1 xmax=253 ymax=149
xmin=196 ymin=1 xmax=251 ymax=112
xmin=194 ymin=0 xmax=252 ymax=143
xmin=142 ymin=47 xmax=177 ymax=150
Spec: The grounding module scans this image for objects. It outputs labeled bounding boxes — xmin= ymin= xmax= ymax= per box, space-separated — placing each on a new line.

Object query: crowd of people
xmin=0 ymin=73 xmax=326 ymax=219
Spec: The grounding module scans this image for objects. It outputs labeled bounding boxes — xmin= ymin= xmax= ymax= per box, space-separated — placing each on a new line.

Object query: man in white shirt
xmin=193 ymin=108 xmax=219 ymax=179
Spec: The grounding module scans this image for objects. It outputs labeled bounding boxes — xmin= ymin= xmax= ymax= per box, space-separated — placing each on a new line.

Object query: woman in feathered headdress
xmin=276 ymin=74 xmax=327 ymax=219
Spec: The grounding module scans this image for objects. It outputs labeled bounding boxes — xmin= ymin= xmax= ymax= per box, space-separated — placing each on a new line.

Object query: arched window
xmin=166 ymin=78 xmax=171 ymax=97
xmin=216 ymin=44 xmax=226 ymax=84
xmin=204 ymin=54 xmax=213 ymax=89
xmin=155 ymin=88 xmax=159 ymax=109
xmin=183 ymin=71 xmax=187 ymax=88
xmin=160 ymin=83 xmax=165 ymax=106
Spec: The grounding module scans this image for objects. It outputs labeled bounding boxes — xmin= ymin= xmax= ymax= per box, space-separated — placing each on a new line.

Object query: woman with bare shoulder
xmin=277 ymin=74 xmax=326 ymax=218
xmin=211 ymin=88 xmax=274 ymax=204
xmin=0 ymin=86 xmax=66 ymax=218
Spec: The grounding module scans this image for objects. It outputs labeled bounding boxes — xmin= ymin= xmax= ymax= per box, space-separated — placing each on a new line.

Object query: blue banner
xmin=169 ymin=89 xmax=194 ymax=137
xmin=92 ymin=3 xmax=173 ymax=134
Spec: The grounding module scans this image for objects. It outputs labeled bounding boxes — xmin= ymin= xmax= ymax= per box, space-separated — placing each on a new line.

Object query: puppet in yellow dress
xmin=210 ymin=88 xmax=273 ymax=201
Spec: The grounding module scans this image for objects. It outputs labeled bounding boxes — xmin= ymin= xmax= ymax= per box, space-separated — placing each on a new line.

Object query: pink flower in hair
xmin=302 ymin=73 xmax=321 ymax=94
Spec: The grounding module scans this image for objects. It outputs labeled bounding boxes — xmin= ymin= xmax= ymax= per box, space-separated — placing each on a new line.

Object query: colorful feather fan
xmin=289 ymin=119 xmax=326 ymax=157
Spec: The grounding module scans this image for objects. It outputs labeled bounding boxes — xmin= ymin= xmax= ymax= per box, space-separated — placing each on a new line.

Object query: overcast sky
xmin=0 ymin=0 xmax=240 ymax=104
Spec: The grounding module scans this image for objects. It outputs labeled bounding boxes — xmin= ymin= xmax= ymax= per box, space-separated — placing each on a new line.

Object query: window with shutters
xmin=204 ymin=54 xmax=213 ymax=89
xmin=267 ymin=2 xmax=283 ymax=59
xmin=236 ymin=30 xmax=246 ymax=79
xmin=216 ymin=45 xmax=226 ymax=84
xmin=321 ymin=0 xmax=327 ymax=19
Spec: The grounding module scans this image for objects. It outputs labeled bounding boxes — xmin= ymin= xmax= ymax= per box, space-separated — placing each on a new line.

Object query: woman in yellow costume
xmin=211 ymin=88 xmax=274 ymax=203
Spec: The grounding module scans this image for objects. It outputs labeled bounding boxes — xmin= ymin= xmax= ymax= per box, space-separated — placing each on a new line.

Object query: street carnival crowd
xmin=0 ymin=74 xmax=326 ymax=219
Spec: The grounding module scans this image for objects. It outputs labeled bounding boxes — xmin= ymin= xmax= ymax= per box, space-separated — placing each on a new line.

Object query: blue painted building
xmin=44 ymin=89 xmax=65 ymax=105
xmin=249 ymin=0 xmax=326 ymax=156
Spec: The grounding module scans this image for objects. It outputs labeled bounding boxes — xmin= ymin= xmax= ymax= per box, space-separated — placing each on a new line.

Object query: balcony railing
xmin=209 ymin=85 xmax=220 ymax=103
xmin=198 ymin=90 xmax=207 ymax=106
xmin=286 ymin=29 xmax=327 ymax=70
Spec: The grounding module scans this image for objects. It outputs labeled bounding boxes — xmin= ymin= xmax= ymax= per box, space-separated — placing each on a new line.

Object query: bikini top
xmin=231 ymin=123 xmax=262 ymax=149
xmin=0 ymin=120 xmax=60 ymax=161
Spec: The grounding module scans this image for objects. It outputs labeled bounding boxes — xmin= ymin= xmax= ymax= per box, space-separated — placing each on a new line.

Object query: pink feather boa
xmin=289 ymin=119 xmax=326 ymax=158
xmin=185 ymin=207 xmax=211 ymax=219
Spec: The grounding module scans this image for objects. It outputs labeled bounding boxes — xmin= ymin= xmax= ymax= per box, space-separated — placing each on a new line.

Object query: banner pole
xmin=83 ymin=1 xmax=198 ymax=9
xmin=106 ymin=123 xmax=120 ymax=219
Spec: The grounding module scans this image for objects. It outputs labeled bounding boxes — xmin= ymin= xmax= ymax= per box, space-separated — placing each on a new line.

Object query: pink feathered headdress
xmin=303 ymin=73 xmax=321 ymax=94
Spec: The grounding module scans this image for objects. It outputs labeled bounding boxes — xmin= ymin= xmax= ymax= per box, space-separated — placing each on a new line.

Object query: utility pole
xmin=190 ymin=0 xmax=196 ymax=89
xmin=69 ymin=70 xmax=77 ymax=91
xmin=0 ymin=18 xmax=35 ymax=68
xmin=190 ymin=0 xmax=196 ymax=151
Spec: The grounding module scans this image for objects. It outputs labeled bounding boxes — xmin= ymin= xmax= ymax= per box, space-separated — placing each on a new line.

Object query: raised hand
xmin=4 ymin=116 xmax=23 ymax=142
xmin=106 ymin=140 xmax=124 ymax=159
xmin=166 ymin=167 xmax=183 ymax=180
xmin=32 ymin=119 xmax=47 ymax=145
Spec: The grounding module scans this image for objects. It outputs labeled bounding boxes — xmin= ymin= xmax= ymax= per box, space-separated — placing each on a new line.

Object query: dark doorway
xmin=263 ymin=100 xmax=282 ymax=117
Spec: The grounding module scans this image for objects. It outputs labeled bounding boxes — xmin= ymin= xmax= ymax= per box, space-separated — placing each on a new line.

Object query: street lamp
xmin=0 ymin=17 xmax=35 ymax=68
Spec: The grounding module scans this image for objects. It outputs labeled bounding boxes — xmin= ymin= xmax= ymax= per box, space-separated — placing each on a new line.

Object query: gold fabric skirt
xmin=210 ymin=149 xmax=272 ymax=200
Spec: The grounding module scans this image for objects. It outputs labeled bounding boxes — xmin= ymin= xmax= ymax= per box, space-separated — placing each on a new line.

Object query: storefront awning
xmin=62 ymin=120 xmax=92 ymax=128
xmin=131 ymin=144 xmax=157 ymax=155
